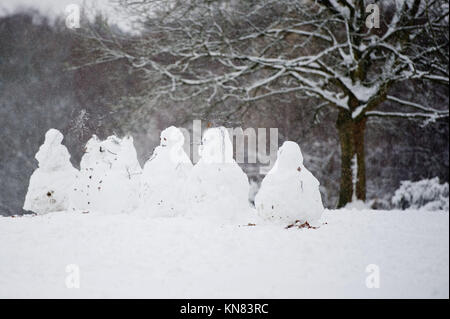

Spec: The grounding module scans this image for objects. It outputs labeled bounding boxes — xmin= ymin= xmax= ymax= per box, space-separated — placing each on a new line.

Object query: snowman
xmin=139 ymin=126 xmax=193 ymax=216
xmin=255 ymin=141 xmax=324 ymax=226
xmin=183 ymin=126 xmax=254 ymax=223
xmin=23 ymin=129 xmax=78 ymax=214
xmin=70 ymin=134 xmax=142 ymax=214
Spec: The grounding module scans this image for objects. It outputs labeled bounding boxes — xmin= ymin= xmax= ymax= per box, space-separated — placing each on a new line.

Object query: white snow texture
xmin=24 ymin=127 xmax=324 ymax=225
xmin=23 ymin=129 xmax=77 ymax=214
xmin=255 ymin=141 xmax=324 ymax=225
xmin=392 ymin=177 xmax=449 ymax=211
xmin=139 ymin=126 xmax=192 ymax=216
xmin=182 ymin=127 xmax=255 ymax=223
xmin=13 ymin=128 xmax=449 ymax=299
xmin=69 ymin=134 xmax=142 ymax=214
xmin=1 ymin=209 xmax=448 ymax=298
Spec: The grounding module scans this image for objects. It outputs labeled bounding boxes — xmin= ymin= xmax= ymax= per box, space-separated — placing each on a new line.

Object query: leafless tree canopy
xmin=75 ymin=0 xmax=448 ymax=206
xmin=78 ymin=0 xmax=448 ymax=117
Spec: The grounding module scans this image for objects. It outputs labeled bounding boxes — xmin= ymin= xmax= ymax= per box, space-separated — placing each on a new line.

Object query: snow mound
xmin=255 ymin=141 xmax=324 ymax=225
xmin=70 ymin=135 xmax=142 ymax=214
xmin=139 ymin=126 xmax=193 ymax=216
xmin=199 ymin=126 xmax=234 ymax=164
xmin=343 ymin=199 xmax=372 ymax=210
xmin=23 ymin=129 xmax=78 ymax=214
xmin=183 ymin=127 xmax=255 ymax=223
xmin=392 ymin=177 xmax=449 ymax=211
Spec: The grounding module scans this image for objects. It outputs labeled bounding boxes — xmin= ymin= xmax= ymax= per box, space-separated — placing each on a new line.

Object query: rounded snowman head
xmin=275 ymin=141 xmax=304 ymax=171
xmin=95 ymin=135 xmax=123 ymax=164
xmin=35 ymin=129 xmax=72 ymax=171
xmin=160 ymin=126 xmax=185 ymax=147
xmin=81 ymin=135 xmax=139 ymax=170
xmin=199 ymin=127 xmax=233 ymax=164
xmin=116 ymin=136 xmax=140 ymax=167
xmin=81 ymin=135 xmax=100 ymax=163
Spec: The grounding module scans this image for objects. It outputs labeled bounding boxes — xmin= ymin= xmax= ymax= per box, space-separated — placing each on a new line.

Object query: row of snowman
xmin=24 ymin=127 xmax=324 ymax=225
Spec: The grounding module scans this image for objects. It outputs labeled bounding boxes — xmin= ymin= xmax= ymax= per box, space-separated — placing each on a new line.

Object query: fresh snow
xmin=23 ymin=129 xmax=77 ymax=214
xmin=139 ymin=126 xmax=193 ymax=216
xmin=70 ymin=135 xmax=142 ymax=214
xmin=0 ymin=209 xmax=447 ymax=298
xmin=14 ymin=129 xmax=450 ymax=298
xmin=392 ymin=177 xmax=449 ymax=211
xmin=255 ymin=141 xmax=324 ymax=225
xmin=182 ymin=127 xmax=255 ymax=223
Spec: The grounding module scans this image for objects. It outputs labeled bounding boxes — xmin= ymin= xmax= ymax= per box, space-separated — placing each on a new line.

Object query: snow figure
xmin=23 ymin=129 xmax=78 ymax=214
xmin=70 ymin=135 xmax=142 ymax=214
xmin=255 ymin=141 xmax=324 ymax=226
xmin=183 ymin=127 xmax=254 ymax=223
xmin=139 ymin=126 xmax=193 ymax=216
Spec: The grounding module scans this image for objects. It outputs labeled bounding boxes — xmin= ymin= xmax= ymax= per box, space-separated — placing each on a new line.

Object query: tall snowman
xmin=23 ymin=129 xmax=78 ymax=214
xmin=139 ymin=126 xmax=193 ymax=216
xmin=255 ymin=141 xmax=324 ymax=226
xmin=183 ymin=126 xmax=254 ymax=223
xmin=70 ymin=134 xmax=142 ymax=214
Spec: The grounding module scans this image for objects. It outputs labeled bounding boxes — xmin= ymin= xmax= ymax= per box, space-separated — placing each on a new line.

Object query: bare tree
xmin=77 ymin=0 xmax=449 ymax=207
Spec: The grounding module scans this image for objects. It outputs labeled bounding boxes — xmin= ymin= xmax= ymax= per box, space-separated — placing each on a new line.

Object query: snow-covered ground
xmin=0 ymin=209 xmax=448 ymax=298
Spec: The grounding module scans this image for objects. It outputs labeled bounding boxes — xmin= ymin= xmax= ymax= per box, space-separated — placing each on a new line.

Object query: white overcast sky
xmin=0 ymin=0 xmax=109 ymax=15
xmin=0 ymin=0 xmax=132 ymax=28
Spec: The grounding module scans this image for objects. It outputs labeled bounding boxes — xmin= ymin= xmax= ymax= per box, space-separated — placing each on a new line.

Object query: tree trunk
xmin=354 ymin=117 xmax=367 ymax=202
xmin=336 ymin=109 xmax=367 ymax=208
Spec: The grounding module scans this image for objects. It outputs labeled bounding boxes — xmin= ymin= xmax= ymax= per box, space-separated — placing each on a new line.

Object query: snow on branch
xmin=386 ymin=95 xmax=448 ymax=115
xmin=366 ymin=111 xmax=449 ymax=120
xmin=76 ymin=0 xmax=449 ymax=119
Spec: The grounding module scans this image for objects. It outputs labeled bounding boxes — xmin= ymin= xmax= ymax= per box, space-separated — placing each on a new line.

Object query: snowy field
xmin=0 ymin=209 xmax=448 ymax=299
